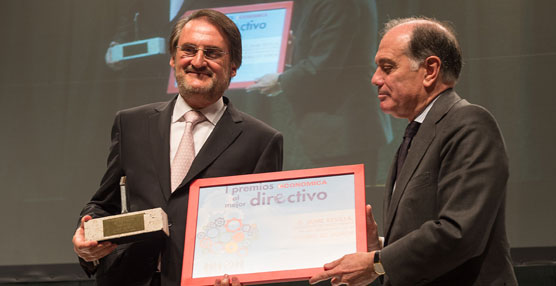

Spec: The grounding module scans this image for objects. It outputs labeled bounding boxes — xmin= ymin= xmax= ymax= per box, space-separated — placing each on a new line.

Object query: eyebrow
xmin=180 ymin=43 xmax=224 ymax=50
xmin=376 ymin=58 xmax=398 ymax=67
xmin=376 ymin=58 xmax=396 ymax=66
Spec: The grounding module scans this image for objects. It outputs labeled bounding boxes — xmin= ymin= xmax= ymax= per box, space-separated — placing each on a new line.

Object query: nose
xmin=190 ymin=50 xmax=207 ymax=69
xmin=371 ymin=68 xmax=383 ymax=87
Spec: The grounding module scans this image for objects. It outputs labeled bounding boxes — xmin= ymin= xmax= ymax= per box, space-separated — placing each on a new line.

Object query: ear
xmin=169 ymin=56 xmax=175 ymax=68
xmin=230 ymin=64 xmax=237 ymax=78
xmin=423 ymin=56 xmax=441 ymax=87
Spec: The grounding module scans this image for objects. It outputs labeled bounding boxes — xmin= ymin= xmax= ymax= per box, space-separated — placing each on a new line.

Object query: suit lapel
xmin=173 ymin=98 xmax=243 ymax=193
xmin=148 ymin=98 xmax=176 ymax=202
xmin=383 ymin=89 xmax=463 ymax=242
xmin=384 ymin=120 xmax=435 ymax=239
xmin=384 ymin=151 xmax=398 ymax=208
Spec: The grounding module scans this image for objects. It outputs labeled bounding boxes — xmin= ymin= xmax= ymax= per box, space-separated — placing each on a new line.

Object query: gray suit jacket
xmin=381 ymin=89 xmax=517 ymax=285
xmin=79 ymin=96 xmax=283 ymax=286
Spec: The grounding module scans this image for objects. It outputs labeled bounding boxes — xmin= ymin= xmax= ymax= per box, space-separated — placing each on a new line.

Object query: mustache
xmin=185 ymin=65 xmax=213 ymax=76
xmin=377 ymin=88 xmax=390 ymax=95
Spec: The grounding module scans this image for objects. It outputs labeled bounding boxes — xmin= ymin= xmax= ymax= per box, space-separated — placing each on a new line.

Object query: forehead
xmin=375 ymin=25 xmax=412 ymax=63
xmin=179 ymin=18 xmax=228 ymax=48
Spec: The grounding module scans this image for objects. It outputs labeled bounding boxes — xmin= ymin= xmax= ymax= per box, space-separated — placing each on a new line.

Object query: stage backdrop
xmin=0 ymin=0 xmax=554 ymax=269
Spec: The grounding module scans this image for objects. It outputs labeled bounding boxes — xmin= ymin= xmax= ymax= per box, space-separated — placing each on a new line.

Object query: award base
xmin=84 ymin=208 xmax=169 ymax=244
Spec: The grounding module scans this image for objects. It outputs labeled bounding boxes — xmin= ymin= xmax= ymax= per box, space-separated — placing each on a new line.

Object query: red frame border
xmin=181 ymin=164 xmax=367 ymax=285
xmin=167 ymin=1 xmax=294 ymax=93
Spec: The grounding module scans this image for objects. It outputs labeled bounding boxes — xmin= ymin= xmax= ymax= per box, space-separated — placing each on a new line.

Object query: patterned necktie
xmin=395 ymin=121 xmax=421 ymax=181
xmin=171 ymin=110 xmax=206 ymax=192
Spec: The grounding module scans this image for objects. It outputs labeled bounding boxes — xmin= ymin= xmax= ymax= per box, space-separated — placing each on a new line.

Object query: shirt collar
xmin=172 ymin=95 xmax=225 ymax=125
xmin=414 ymin=94 xmax=441 ymax=124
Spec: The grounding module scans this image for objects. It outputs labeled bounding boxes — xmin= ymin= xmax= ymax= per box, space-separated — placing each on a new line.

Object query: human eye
xmin=377 ymin=58 xmax=396 ymax=74
xmin=381 ymin=64 xmax=394 ymax=74
xmin=180 ymin=45 xmax=198 ymax=57
xmin=204 ymin=48 xmax=224 ymax=60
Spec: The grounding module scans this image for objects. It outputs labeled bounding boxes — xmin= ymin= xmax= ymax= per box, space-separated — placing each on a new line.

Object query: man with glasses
xmin=72 ymin=9 xmax=283 ymax=286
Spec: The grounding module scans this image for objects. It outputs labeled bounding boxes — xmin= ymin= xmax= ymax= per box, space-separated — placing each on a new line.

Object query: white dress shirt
xmin=170 ymin=95 xmax=226 ymax=163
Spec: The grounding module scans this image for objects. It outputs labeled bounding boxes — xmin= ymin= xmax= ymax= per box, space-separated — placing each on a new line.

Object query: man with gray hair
xmin=310 ymin=17 xmax=517 ymax=286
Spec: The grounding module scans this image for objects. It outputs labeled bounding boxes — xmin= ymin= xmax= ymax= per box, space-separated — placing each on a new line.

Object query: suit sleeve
xmin=381 ymin=105 xmax=509 ymax=284
xmin=253 ymin=131 xmax=283 ymax=173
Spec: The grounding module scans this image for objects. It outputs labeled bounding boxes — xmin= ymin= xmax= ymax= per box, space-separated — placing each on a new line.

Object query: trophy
xmin=84 ymin=177 xmax=169 ymax=244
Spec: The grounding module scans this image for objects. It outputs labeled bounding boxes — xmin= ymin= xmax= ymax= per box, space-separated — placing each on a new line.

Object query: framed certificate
xmin=181 ymin=164 xmax=367 ymax=285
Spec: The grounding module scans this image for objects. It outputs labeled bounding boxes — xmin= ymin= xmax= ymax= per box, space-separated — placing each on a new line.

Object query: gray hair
xmin=383 ymin=17 xmax=462 ymax=83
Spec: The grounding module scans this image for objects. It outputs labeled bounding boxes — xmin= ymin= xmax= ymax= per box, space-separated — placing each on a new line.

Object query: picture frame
xmin=181 ymin=164 xmax=367 ymax=285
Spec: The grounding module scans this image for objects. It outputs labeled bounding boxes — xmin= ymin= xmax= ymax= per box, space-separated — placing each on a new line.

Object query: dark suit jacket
xmin=79 ymin=96 xmax=283 ymax=286
xmin=381 ymin=89 xmax=517 ymax=285
xmin=278 ymin=0 xmax=384 ymax=162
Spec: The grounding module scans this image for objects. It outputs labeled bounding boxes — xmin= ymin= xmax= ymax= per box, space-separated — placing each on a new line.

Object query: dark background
xmin=0 ymin=0 xmax=554 ymax=277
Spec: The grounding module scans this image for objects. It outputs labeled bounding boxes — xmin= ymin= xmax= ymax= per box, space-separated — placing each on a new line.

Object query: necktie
xmin=171 ymin=110 xmax=206 ymax=192
xmin=395 ymin=121 xmax=421 ymax=181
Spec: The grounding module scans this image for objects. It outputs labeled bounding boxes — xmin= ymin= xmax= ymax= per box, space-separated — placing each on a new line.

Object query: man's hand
xmin=309 ymin=252 xmax=378 ymax=286
xmin=214 ymin=274 xmax=241 ymax=286
xmin=72 ymin=215 xmax=117 ymax=262
xmin=308 ymin=205 xmax=381 ymax=286
xmin=366 ymin=205 xmax=381 ymax=252
xmin=245 ymin=73 xmax=281 ymax=95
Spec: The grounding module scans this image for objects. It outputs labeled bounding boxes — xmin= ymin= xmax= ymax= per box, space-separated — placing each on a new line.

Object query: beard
xmin=175 ymin=65 xmax=231 ymax=104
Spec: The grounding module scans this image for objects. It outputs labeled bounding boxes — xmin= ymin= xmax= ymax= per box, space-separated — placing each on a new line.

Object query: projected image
xmin=243 ymin=0 xmax=391 ymax=185
xmin=228 ymin=7 xmax=290 ymax=86
xmin=167 ymin=2 xmax=293 ymax=92
xmin=102 ymin=0 xmax=391 ymax=186
xmin=105 ymin=37 xmax=166 ymax=67
xmin=5 ymin=0 xmax=556 ymax=281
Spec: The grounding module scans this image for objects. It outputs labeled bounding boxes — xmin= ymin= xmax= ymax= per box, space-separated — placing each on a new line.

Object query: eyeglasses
xmin=176 ymin=44 xmax=229 ymax=60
